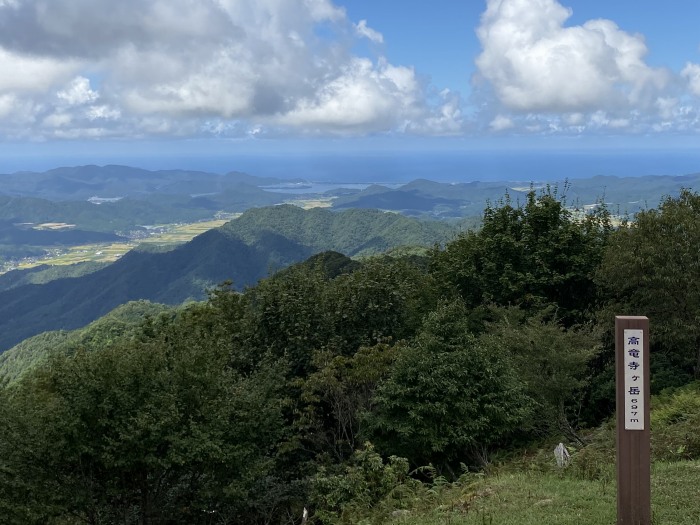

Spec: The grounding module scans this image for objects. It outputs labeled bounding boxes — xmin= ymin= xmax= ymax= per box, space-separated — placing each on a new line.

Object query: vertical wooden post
xmin=615 ymin=316 xmax=651 ymax=525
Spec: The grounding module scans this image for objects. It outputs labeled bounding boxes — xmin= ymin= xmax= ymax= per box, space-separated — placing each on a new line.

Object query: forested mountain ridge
xmin=5 ymin=164 xmax=700 ymax=224
xmin=0 ymin=205 xmax=456 ymax=352
xmin=0 ymin=300 xmax=171 ymax=387
xmin=221 ymin=204 xmax=455 ymax=257
xmin=0 ymin=261 xmax=108 ymax=293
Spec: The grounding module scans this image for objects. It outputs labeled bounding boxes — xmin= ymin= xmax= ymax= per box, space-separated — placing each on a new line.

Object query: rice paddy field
xmin=12 ymin=219 xmax=230 ymax=271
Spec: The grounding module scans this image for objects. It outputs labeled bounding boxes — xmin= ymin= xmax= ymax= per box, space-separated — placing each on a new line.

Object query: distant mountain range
xmin=0 ymin=165 xmax=301 ymax=261
xmin=0 ymin=164 xmax=303 ymax=201
xmin=3 ymin=164 xmax=700 ymax=228
xmin=3 ymin=163 xmax=700 ymax=352
xmin=331 ymin=174 xmax=700 ymax=218
xmin=0 ymin=164 xmax=306 ymax=225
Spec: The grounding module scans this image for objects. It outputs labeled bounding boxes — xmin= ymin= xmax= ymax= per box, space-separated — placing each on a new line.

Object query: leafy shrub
xmin=651 ymin=382 xmax=700 ymax=461
xmin=365 ymin=300 xmax=533 ymax=470
xmin=565 ymin=421 xmax=615 ymax=482
xmin=310 ymin=444 xmax=416 ymax=524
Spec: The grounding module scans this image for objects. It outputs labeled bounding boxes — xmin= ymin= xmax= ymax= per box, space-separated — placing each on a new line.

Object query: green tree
xmin=0 ymin=309 xmax=288 ymax=524
xmin=245 ymin=256 xmax=438 ymax=377
xmin=244 ymin=264 xmax=332 ymax=376
xmin=325 ymin=257 xmax=438 ymax=356
xmin=300 ymin=343 xmax=400 ymax=461
xmin=596 ymin=189 xmax=700 ymax=386
xmin=431 ymin=188 xmax=611 ymax=326
xmin=309 ymin=444 xmax=412 ymax=525
xmin=479 ymin=307 xmax=600 ymax=443
xmin=365 ymin=300 xmax=532 ymax=470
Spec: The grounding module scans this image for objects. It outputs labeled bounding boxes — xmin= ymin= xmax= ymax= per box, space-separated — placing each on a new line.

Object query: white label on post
xmin=623 ymin=329 xmax=644 ymax=430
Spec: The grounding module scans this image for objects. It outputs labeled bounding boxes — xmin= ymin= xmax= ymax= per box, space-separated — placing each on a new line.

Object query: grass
xmin=315 ymin=385 xmax=700 ymax=525
xmin=651 ymin=461 xmax=700 ymax=524
xmin=357 ymin=401 xmax=700 ymax=525
xmin=381 ymin=461 xmax=700 ymax=525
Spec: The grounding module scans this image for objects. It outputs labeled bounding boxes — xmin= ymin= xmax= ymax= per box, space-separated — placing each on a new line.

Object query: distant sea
xmin=4 ymin=149 xmax=700 ymax=185
xmin=199 ymin=150 xmax=700 ymax=185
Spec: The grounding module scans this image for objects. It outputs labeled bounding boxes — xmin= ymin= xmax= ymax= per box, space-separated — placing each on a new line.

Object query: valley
xmin=3 ymin=218 xmax=232 ymax=273
xmin=0 ymin=196 xmax=335 ymax=273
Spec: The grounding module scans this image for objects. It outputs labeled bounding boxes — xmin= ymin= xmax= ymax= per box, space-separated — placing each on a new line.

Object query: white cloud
xmin=0 ymin=48 xmax=78 ymax=92
xmin=86 ymin=105 xmax=121 ymax=121
xmin=411 ymin=89 xmax=464 ymax=135
xmin=469 ymin=0 xmax=700 ymax=135
xmin=0 ymin=94 xmax=18 ymax=119
xmin=608 ymin=118 xmax=630 ymax=129
xmin=682 ymin=63 xmax=700 ymax=96
xmin=274 ymin=58 xmax=423 ymax=133
xmin=43 ymin=112 xmax=73 ymax=128
xmin=57 ymin=77 xmax=99 ymax=106
xmin=490 ymin=114 xmax=515 ymax=131
xmin=7 ymin=0 xmax=698 ymax=140
xmin=475 ymin=0 xmax=667 ymax=113
xmin=655 ymin=97 xmax=678 ymax=120
xmin=0 ymin=0 xmax=458 ymax=139
xmin=303 ymin=0 xmax=345 ymax=22
xmin=355 ymin=20 xmax=384 ymax=44
xmin=564 ymin=113 xmax=584 ymax=125
xmin=585 ymin=111 xmax=630 ymax=130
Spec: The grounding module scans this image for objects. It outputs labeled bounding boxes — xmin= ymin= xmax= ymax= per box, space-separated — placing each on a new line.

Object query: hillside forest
xmin=1 ymin=187 xmax=700 ymax=524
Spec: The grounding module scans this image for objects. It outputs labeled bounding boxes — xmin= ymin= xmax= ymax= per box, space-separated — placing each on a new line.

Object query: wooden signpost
xmin=615 ymin=316 xmax=651 ymax=525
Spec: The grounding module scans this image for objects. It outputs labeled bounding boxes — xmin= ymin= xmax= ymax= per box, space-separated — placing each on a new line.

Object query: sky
xmin=1 ymin=0 xmax=700 ymax=172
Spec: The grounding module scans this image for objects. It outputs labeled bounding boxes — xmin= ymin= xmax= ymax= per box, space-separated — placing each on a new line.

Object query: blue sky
xmin=344 ymin=0 xmax=700 ymax=98
xmin=1 ymin=0 xmax=700 ymax=171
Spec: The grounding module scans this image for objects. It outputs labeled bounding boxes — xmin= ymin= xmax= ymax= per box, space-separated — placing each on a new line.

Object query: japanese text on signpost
xmin=623 ymin=329 xmax=644 ymax=430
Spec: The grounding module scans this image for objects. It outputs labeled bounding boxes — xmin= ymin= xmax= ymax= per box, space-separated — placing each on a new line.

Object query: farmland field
xmin=10 ymin=219 xmax=231 ymax=272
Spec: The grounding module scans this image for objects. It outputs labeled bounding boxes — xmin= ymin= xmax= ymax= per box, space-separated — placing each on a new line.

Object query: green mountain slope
xmin=224 ymin=205 xmax=455 ymax=256
xmin=0 ymin=205 xmax=456 ymax=352
xmin=0 ymin=300 xmax=170 ymax=387
xmin=0 ymin=262 xmax=107 ymax=292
